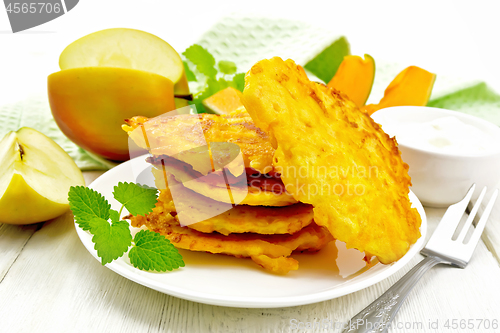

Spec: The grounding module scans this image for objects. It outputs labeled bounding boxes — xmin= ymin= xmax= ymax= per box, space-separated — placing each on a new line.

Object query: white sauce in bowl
xmin=378 ymin=115 xmax=496 ymax=155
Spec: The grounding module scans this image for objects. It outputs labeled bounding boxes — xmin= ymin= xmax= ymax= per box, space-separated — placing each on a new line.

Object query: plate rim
xmin=75 ymin=155 xmax=428 ymax=308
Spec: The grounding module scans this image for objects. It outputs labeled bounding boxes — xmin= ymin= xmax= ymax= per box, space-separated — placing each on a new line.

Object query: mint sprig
xmin=89 ymin=217 xmax=132 ymax=265
xmin=129 ymin=230 xmax=184 ymax=271
xmin=112 ymin=182 xmax=158 ymax=216
xmin=68 ymin=182 xmax=184 ymax=272
xmin=182 ymin=44 xmax=245 ymax=113
xmin=69 ymin=186 xmax=110 ymax=231
xmin=218 ymin=60 xmax=237 ymax=75
xmin=231 ymin=72 xmax=245 ymax=92
xmin=183 ymin=61 xmax=197 ymax=82
xmin=183 ymin=44 xmax=218 ymax=79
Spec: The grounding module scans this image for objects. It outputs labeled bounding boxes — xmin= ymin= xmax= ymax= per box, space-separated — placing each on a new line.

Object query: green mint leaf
xmin=183 ymin=44 xmax=217 ymax=79
xmin=304 ymin=36 xmax=350 ymax=83
xmin=112 ymin=182 xmax=158 ymax=216
xmin=89 ymin=217 xmax=132 ymax=265
xmin=129 ymin=230 xmax=184 ymax=272
xmin=183 ymin=43 xmax=245 ymax=111
xmin=68 ymin=186 xmax=110 ymax=231
xmin=230 ymin=73 xmax=246 ymax=92
xmin=109 ymin=209 xmax=120 ymax=223
xmin=216 ymin=77 xmax=230 ymax=91
xmin=218 ymin=60 xmax=237 ymax=75
xmin=191 ymin=100 xmax=207 ymax=113
xmin=183 ymin=61 xmax=197 ymax=82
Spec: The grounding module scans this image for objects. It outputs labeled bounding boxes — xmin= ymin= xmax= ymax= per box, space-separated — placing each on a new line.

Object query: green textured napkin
xmin=428 ymin=82 xmax=500 ymax=125
xmin=1 ymin=15 xmax=499 ymax=171
xmin=0 ymin=93 xmax=108 ymax=170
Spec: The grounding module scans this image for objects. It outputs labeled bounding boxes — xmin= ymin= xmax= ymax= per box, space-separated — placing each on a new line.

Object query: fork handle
xmin=342 ymin=256 xmax=444 ymax=333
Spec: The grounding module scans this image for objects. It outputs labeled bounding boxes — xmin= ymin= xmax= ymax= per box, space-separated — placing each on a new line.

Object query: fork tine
xmin=465 ymin=189 xmax=499 ymax=253
xmin=430 ymin=184 xmax=476 ymax=240
xmin=456 ymin=187 xmax=487 ymax=243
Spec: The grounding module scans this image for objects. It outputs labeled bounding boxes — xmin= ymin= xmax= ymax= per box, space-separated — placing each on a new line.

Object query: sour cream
xmin=378 ymin=115 xmax=496 ymax=155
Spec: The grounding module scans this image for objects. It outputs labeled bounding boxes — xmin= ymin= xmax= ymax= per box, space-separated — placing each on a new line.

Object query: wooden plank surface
xmin=0 ymin=171 xmax=499 ymax=333
xmin=483 ymin=186 xmax=500 ymax=264
xmin=1 ymin=5 xmax=500 ymax=332
xmin=0 ymin=223 xmax=41 ymax=282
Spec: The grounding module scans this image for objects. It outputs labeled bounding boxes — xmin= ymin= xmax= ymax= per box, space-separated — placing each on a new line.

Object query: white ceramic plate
xmin=75 ymin=156 xmax=427 ymax=308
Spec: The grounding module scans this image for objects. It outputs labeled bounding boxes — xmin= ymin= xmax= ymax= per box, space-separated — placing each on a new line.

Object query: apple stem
xmin=174 ymin=94 xmax=193 ymax=101
xmin=17 ymin=142 xmax=25 ymax=161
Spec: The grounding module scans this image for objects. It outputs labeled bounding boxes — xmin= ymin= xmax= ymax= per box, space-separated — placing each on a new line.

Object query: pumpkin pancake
xmin=150 ymin=160 xmax=298 ymax=207
xmin=129 ymin=186 xmax=333 ymax=274
xmin=243 ymin=57 xmax=421 ymax=264
xmin=152 ymin=170 xmax=313 ymax=235
xmin=123 ymin=110 xmax=275 ymax=176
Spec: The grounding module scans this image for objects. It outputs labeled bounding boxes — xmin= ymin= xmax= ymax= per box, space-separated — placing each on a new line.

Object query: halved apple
xmin=58 ymin=28 xmax=189 ymax=107
xmin=48 ymin=67 xmax=177 ymax=161
xmin=0 ymin=127 xmax=85 ymax=224
xmin=59 ymin=28 xmax=184 ymax=84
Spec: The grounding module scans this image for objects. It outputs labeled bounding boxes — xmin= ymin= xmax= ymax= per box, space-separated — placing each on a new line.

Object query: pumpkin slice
xmin=202 ymin=87 xmax=244 ymax=114
xmin=364 ymin=66 xmax=436 ymax=115
xmin=327 ymin=54 xmax=375 ymax=107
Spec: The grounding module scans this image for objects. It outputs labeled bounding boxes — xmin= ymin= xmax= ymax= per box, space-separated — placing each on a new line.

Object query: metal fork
xmin=342 ymin=184 xmax=499 ymax=333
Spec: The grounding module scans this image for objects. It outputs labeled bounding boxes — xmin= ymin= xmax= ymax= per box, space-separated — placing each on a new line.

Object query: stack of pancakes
xmin=124 ymin=57 xmax=422 ymax=273
xmin=123 ymin=109 xmax=334 ymax=274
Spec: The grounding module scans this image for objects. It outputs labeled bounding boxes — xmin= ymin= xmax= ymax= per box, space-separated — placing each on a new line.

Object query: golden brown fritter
xmin=154 ymin=171 xmax=314 ymax=235
xmin=130 ymin=188 xmax=333 ymax=274
xmin=150 ymin=162 xmax=298 ymax=207
xmin=189 ymin=203 xmax=314 ymax=236
xmin=250 ymin=255 xmax=299 ymax=274
xmin=123 ymin=110 xmax=275 ymax=176
xmin=243 ymin=57 xmax=421 ymax=264
xmin=146 ymin=154 xmax=247 ymax=185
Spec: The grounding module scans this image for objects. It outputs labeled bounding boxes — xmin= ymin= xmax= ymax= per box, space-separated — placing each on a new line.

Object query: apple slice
xmin=58 ymin=28 xmax=190 ymax=109
xmin=59 ymin=28 xmax=184 ymax=84
xmin=0 ymin=127 xmax=85 ymax=224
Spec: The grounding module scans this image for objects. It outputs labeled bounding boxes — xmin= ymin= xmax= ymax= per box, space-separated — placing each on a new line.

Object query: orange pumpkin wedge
xmin=202 ymin=87 xmax=244 ymax=114
xmin=327 ymin=54 xmax=375 ymax=107
xmin=363 ymin=66 xmax=436 ymax=115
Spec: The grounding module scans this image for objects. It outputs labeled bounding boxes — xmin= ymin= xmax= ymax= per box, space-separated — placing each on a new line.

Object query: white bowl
xmin=372 ymin=106 xmax=500 ymax=207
